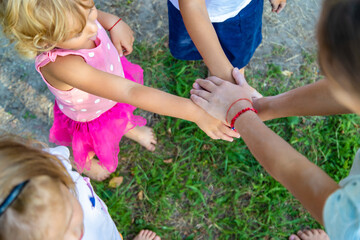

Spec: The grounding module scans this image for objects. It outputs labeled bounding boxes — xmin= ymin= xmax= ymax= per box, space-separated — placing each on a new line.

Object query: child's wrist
xmin=229 ymin=106 xmax=257 ymax=131
xmin=226 ymin=98 xmax=253 ymax=124
xmin=108 ymin=18 xmax=122 ymax=31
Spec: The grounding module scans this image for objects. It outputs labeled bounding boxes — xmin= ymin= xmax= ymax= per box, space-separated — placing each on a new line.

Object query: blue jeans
xmin=168 ymin=0 xmax=263 ymax=69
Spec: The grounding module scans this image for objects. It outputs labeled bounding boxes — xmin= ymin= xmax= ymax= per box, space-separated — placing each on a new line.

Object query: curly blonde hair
xmin=0 ymin=0 xmax=94 ymax=58
xmin=0 ymin=134 xmax=76 ymax=240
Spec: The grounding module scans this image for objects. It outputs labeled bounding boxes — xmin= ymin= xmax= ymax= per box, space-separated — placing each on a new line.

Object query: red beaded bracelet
xmin=230 ymin=107 xmax=258 ymax=131
xmin=226 ymin=98 xmax=253 ymax=124
xmin=108 ymin=18 xmax=122 ymax=31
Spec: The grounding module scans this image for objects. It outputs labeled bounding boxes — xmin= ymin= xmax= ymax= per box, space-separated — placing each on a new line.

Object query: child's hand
xmin=190 ymin=68 xmax=256 ymax=123
xmin=109 ymin=20 xmax=135 ymax=56
xmin=269 ymin=0 xmax=286 ymax=13
xmin=196 ymin=113 xmax=240 ymax=142
xmin=192 ymin=70 xmax=262 ymax=100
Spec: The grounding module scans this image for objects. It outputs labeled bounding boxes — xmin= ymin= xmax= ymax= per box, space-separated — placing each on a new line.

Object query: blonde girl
xmin=0 ymin=135 xmax=161 ymax=240
xmin=0 ymin=0 xmax=239 ymax=181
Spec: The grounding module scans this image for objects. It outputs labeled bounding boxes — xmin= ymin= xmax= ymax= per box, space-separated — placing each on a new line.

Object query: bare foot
xmin=289 ymin=229 xmax=329 ymax=240
xmin=133 ymin=230 xmax=161 ymax=240
xmin=125 ymin=126 xmax=157 ymax=151
xmin=82 ymin=158 xmax=111 ymax=181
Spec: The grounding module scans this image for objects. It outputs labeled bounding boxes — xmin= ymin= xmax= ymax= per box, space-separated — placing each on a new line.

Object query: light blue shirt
xmin=324 ymin=150 xmax=360 ymax=240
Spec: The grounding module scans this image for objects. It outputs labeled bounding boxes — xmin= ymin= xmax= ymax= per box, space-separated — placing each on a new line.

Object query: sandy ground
xmin=0 ymin=0 xmax=321 ymax=142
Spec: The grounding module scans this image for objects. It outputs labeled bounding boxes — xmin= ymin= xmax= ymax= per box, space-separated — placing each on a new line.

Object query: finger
xmin=215 ymin=129 xmax=233 ymax=142
xmin=195 ymin=78 xmax=218 ymax=92
xmin=190 ymin=94 xmax=210 ymax=110
xmin=115 ymin=45 xmax=124 ymax=57
xmin=206 ymin=130 xmax=220 ymax=140
xmin=271 ymin=3 xmax=279 ymax=12
xmin=288 ymin=234 xmax=301 ymax=240
xmin=190 ymin=88 xmax=212 ymax=97
xmin=122 ymin=43 xmax=133 ymax=56
xmin=204 ymin=76 xmax=224 ymax=86
xmin=220 ymin=124 xmax=241 ymax=138
xmin=277 ymin=2 xmax=286 ymax=13
xmin=192 ymin=82 xmax=203 ymax=90
xmin=232 ymin=68 xmax=246 ymax=86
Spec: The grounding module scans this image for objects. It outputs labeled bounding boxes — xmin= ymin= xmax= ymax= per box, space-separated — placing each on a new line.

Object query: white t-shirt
xmin=48 ymin=147 xmax=122 ymax=240
xmin=169 ymin=0 xmax=252 ymax=22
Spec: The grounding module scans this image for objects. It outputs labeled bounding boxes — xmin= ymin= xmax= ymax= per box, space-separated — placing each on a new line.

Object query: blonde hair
xmin=0 ymin=0 xmax=94 ymax=58
xmin=0 ymin=135 xmax=75 ymax=240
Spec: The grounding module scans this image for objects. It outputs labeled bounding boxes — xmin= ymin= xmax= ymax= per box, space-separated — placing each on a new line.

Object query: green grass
xmin=93 ymin=40 xmax=360 ymax=239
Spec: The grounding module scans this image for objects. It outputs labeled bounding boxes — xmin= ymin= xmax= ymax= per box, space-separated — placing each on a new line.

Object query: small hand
xmin=269 ymin=0 xmax=286 ymax=13
xmin=196 ymin=113 xmax=240 ymax=142
xmin=190 ymin=68 xmax=256 ymax=123
xmin=109 ymin=20 xmax=134 ymax=56
xmin=193 ymin=70 xmax=262 ymax=100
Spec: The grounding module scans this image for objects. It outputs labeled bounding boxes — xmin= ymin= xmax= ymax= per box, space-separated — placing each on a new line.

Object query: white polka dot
xmin=107 ymin=43 xmax=110 ymax=50
xmin=94 ymin=99 xmax=100 ymax=104
xmin=77 ymin=99 xmax=83 ymax=103
xmin=96 ymin=110 xmax=102 ymax=114
xmin=96 ymin=23 xmax=102 ymax=28
xmin=58 ymin=104 xmax=63 ymax=110
xmin=88 ymin=52 xmax=95 ymax=57
xmin=110 ymin=64 xmax=114 ymax=71
xmin=118 ymin=56 xmax=120 ymax=62
xmin=65 ymin=100 xmax=71 ymax=103
xmin=70 ymin=108 xmax=76 ymax=111
xmin=80 ymin=109 xmax=87 ymax=112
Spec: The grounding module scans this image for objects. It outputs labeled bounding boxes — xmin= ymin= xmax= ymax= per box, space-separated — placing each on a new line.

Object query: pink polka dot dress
xmin=35 ymin=21 xmax=146 ymax=173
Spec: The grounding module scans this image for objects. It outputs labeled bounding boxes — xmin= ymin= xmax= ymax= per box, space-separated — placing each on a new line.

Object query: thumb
xmin=232 ymin=68 xmax=246 ymax=86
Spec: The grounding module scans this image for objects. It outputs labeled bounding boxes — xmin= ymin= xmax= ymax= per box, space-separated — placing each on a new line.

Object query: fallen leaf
xmin=108 ymin=176 xmax=124 ymax=188
xmin=163 ymin=158 xmax=173 ymax=164
xmin=137 ymin=190 xmax=144 ymax=200
xmin=202 ymin=144 xmax=211 ymax=150
xmin=281 ymin=70 xmax=293 ymax=77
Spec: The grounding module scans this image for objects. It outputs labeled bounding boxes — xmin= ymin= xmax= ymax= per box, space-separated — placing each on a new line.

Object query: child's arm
xmin=178 ymin=0 xmax=235 ymax=83
xmin=190 ymin=70 xmax=340 ymax=224
xmin=97 ymin=10 xmax=134 ymax=56
xmin=41 ymin=55 xmax=239 ymax=141
xmin=254 ymin=79 xmax=352 ymax=121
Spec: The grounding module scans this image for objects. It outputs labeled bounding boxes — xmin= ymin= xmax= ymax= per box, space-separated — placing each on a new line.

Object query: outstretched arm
xmin=178 ymin=0 xmax=234 ymax=82
xmin=254 ymin=78 xmax=352 ymax=121
xmin=41 ymin=55 xmax=239 ymax=141
xmin=190 ymin=69 xmax=340 ymax=224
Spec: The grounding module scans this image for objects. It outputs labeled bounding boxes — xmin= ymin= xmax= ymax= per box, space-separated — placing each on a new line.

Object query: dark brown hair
xmin=318 ymin=0 xmax=360 ymax=92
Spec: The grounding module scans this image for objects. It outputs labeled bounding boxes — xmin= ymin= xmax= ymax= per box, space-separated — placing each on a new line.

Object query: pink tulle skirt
xmin=49 ymin=57 xmax=147 ymax=173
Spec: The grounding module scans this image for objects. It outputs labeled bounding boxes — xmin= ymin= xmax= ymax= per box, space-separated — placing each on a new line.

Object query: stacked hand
xmin=190 ymin=68 xmax=260 ymax=124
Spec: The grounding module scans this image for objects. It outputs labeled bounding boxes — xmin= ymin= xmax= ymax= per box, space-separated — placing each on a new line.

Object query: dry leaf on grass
xmin=137 ymin=190 xmax=144 ymax=200
xmin=163 ymin=158 xmax=173 ymax=164
xmin=108 ymin=176 xmax=124 ymax=188
xmin=281 ymin=70 xmax=293 ymax=77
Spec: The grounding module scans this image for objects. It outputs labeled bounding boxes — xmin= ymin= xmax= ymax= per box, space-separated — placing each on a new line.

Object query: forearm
xmin=127 ymin=84 xmax=203 ymax=123
xmin=97 ymin=10 xmax=119 ymax=30
xmin=254 ymin=79 xmax=352 ymax=121
xmin=235 ymin=111 xmax=339 ymax=224
xmin=179 ymin=0 xmax=234 ymax=82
